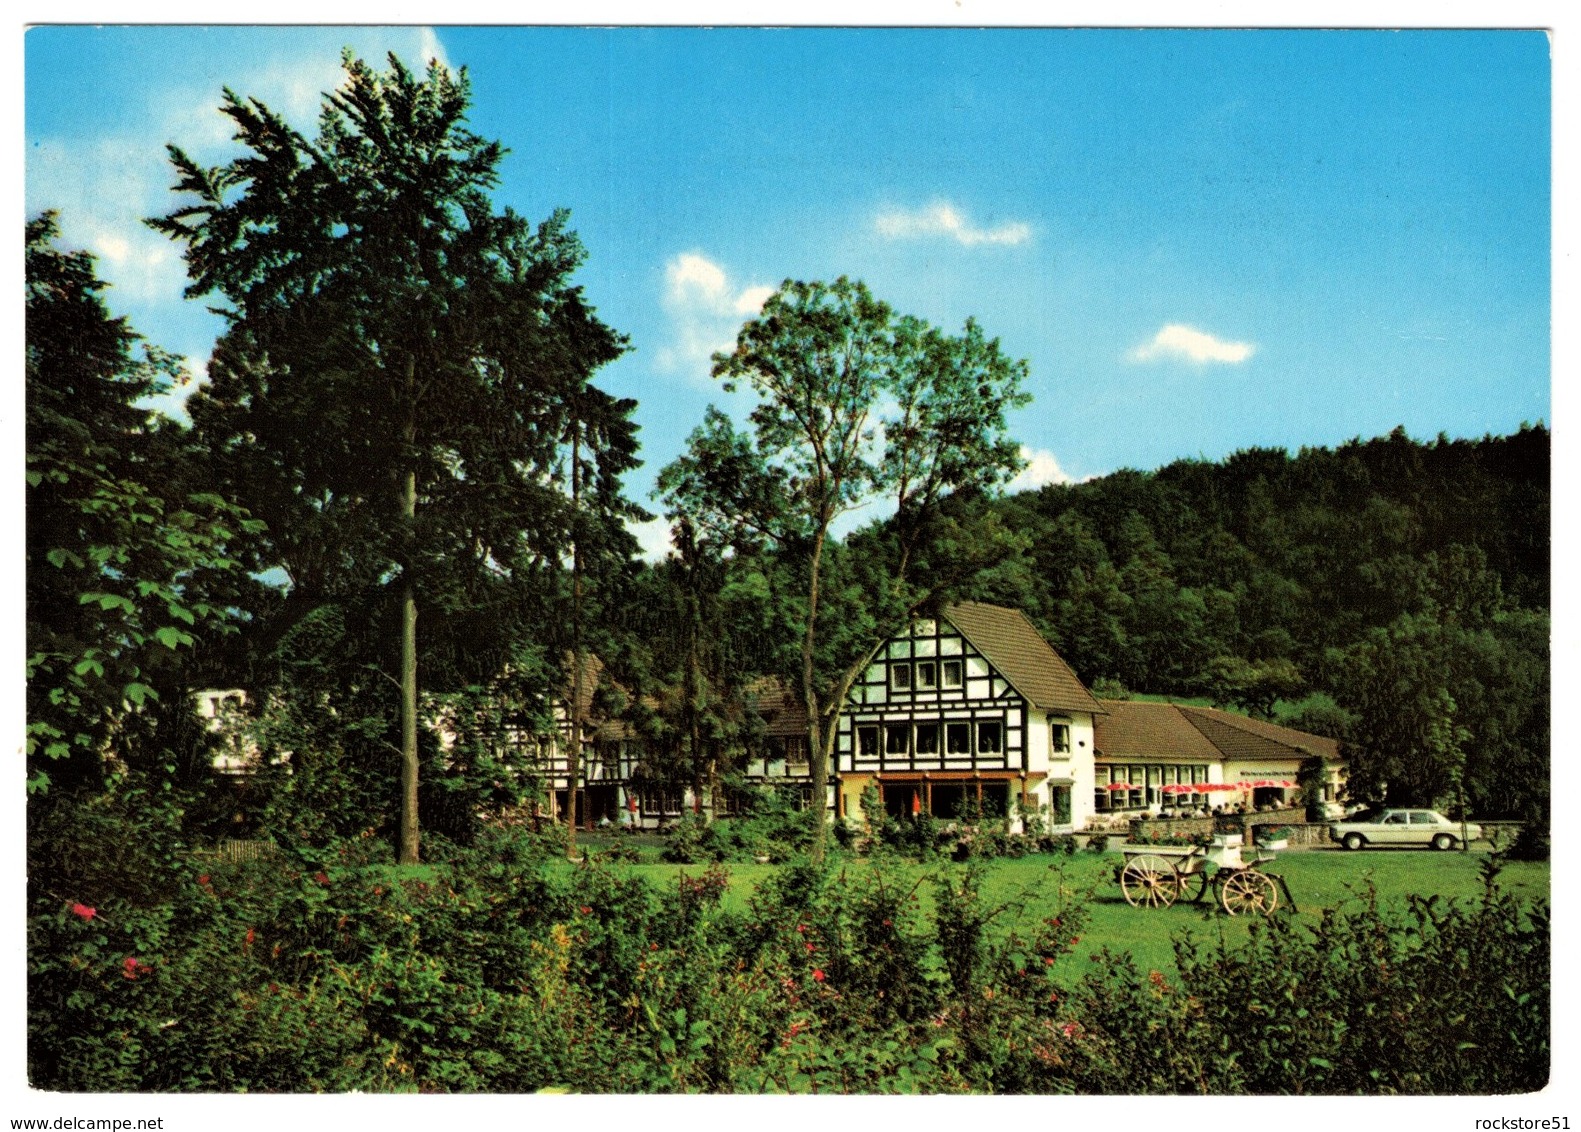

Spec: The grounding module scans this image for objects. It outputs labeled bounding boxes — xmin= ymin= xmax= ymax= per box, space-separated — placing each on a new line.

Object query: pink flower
xmin=122 ymin=957 xmax=147 ymax=980
xmin=70 ymin=903 xmax=96 ymax=921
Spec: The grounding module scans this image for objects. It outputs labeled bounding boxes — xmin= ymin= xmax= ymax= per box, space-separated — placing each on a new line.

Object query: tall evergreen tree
xmin=152 ymin=53 xmax=635 ymax=862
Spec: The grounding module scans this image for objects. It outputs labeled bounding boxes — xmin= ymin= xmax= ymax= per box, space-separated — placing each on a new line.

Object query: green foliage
xmin=659 ymin=277 xmax=1032 ymax=858
xmin=29 ymin=809 xmax=1549 ymax=1094
xmin=151 ymin=52 xmax=639 ymax=859
xmin=662 ymin=788 xmax=816 ymax=864
xmin=25 ymin=213 xmax=253 ymax=795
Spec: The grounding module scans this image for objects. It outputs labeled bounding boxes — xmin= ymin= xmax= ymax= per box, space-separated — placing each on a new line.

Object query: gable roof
xmin=1091 ymin=701 xmax=1223 ymax=761
xmin=942 ymin=602 xmax=1104 ymax=716
xmin=744 ymin=676 xmax=809 ymax=738
xmin=1177 ymin=705 xmax=1341 ymax=764
xmin=1094 ymin=699 xmax=1340 ymax=764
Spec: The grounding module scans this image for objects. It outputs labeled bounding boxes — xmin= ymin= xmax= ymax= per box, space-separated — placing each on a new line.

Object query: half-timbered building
xmin=835 ymin=601 xmax=1106 ymax=831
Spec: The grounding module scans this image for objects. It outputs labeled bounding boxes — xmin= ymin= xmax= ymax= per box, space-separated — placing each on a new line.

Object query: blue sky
xmin=25 ymin=25 xmax=1551 ymax=555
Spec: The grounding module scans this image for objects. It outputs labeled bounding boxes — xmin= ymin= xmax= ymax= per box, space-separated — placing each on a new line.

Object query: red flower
xmin=122 ymin=956 xmax=146 ymax=980
xmin=70 ymin=903 xmax=96 ymax=921
xmin=579 ymin=905 xmax=592 ymax=915
xmin=314 ymin=872 xmax=329 ymax=885
xmin=805 ymin=942 xmax=815 ymax=954
xmin=196 ymin=874 xmax=211 ymax=887
xmin=811 ymin=969 xmax=826 ymax=982
xmin=244 ymin=927 xmax=256 ymax=949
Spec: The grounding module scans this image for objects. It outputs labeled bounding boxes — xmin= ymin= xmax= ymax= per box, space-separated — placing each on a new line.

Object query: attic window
xmin=941 ymin=660 xmax=963 ymax=688
xmin=916 ymin=661 xmax=937 ymax=689
xmin=891 ymin=663 xmax=913 ymax=691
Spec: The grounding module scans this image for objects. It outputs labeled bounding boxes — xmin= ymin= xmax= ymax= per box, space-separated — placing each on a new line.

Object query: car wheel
xmin=1431 ymin=833 xmax=1455 ymax=851
xmin=1342 ymin=832 xmax=1365 ymax=851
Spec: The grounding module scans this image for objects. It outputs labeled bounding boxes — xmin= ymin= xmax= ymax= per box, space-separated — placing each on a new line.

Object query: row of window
xmin=853 ymin=719 xmax=1006 ymax=760
xmin=890 ymin=659 xmax=965 ymax=692
xmin=1093 ymin=763 xmax=1210 ymax=811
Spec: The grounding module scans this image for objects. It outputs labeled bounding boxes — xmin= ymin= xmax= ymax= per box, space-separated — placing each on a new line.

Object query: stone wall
xmin=1129 ymin=814 xmax=1329 ymax=847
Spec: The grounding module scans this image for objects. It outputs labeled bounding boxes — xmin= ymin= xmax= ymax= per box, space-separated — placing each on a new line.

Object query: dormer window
xmin=891 ymin=663 xmax=912 ymax=691
xmin=1051 ymin=722 xmax=1071 ymax=754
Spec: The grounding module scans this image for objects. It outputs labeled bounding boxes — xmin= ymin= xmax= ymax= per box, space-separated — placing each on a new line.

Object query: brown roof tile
xmin=1177 ymin=706 xmax=1341 ymax=763
xmin=744 ymin=676 xmax=809 ymax=738
xmin=1095 ymin=699 xmax=1340 ymax=764
xmin=1093 ymin=701 xmax=1223 ymax=761
xmin=943 ymin=602 xmax=1105 ymax=716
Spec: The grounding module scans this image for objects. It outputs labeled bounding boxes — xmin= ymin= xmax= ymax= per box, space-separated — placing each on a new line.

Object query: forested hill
xmin=969 ymin=424 xmax=1549 ymax=718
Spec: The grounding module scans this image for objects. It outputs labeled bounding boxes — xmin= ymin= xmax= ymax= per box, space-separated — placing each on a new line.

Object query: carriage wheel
xmin=1121 ymin=855 xmax=1180 ymax=908
xmin=1219 ymin=869 xmax=1279 ymax=917
xmin=1181 ymin=866 xmax=1211 ymax=905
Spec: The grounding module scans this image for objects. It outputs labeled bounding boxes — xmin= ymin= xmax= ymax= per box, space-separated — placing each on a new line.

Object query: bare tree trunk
xmin=804 ymin=527 xmax=828 ymax=862
xmin=398 ymin=401 xmax=421 ymax=864
xmin=566 ymin=422 xmax=583 ymax=860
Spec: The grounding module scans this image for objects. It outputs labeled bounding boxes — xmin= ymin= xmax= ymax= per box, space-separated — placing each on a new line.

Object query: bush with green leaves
xmin=30 ymin=803 xmax=1548 ymax=1094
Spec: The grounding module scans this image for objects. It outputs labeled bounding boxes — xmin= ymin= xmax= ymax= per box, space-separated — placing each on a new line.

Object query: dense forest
xmin=595 ymin=425 xmax=1551 ymax=822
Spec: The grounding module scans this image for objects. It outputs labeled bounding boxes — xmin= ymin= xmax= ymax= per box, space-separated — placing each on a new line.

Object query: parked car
xmin=1330 ymin=808 xmax=1482 ymax=850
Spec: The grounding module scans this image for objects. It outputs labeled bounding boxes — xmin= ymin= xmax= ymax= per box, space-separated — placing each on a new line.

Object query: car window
xmin=1382 ymin=813 xmax=1407 ymax=825
xmin=1410 ymin=812 xmax=1435 ymax=824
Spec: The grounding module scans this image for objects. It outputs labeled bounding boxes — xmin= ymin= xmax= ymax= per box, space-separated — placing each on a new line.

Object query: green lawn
xmin=616 ymin=846 xmax=1549 ymax=981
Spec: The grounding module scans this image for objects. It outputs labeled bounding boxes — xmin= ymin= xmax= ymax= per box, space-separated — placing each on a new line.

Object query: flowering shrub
xmin=28 ymin=803 xmax=1548 ymax=1094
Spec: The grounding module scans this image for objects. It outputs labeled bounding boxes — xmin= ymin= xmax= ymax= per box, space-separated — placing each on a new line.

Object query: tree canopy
xmin=660 ymin=277 xmax=1030 ymax=857
xmin=151 ymin=53 xmax=638 ymax=860
xmin=25 ymin=212 xmax=256 ymax=796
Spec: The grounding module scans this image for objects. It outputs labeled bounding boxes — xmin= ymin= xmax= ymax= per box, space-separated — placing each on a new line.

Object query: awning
xmin=1105 ymin=782 xmax=1136 ymax=790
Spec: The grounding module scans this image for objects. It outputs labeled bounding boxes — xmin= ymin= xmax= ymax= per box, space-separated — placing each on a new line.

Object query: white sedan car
xmin=1330 ymin=808 xmax=1482 ymax=851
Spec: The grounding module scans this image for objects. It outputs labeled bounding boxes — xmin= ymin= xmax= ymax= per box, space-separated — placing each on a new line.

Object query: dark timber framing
xmin=837 ymin=617 xmax=1029 ymax=776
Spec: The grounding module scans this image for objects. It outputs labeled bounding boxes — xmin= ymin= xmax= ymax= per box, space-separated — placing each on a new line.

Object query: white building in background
xmin=836 ymin=601 xmax=1343 ymax=832
xmin=835 ymin=602 xmax=1105 ymax=831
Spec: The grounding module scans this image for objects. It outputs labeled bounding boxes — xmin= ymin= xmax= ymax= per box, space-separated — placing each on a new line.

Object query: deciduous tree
xmin=25 ymin=213 xmax=255 ymax=796
xmin=659 ymin=278 xmax=1029 ymax=858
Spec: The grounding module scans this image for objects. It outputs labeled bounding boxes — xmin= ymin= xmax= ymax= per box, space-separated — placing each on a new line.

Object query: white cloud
xmin=27 ymin=29 xmax=454 ymax=326
xmin=1126 ymin=324 xmax=1257 ymax=365
xmin=1007 ymin=446 xmax=1077 ymax=493
xmin=875 ymin=201 xmax=1032 ymax=247
xmin=627 ymin=517 xmax=676 ymax=563
xmin=656 ymin=252 xmax=774 ymax=380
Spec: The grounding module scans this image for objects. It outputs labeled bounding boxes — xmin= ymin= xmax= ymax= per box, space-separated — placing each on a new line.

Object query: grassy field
xmin=612 ymin=846 xmax=1549 ymax=980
